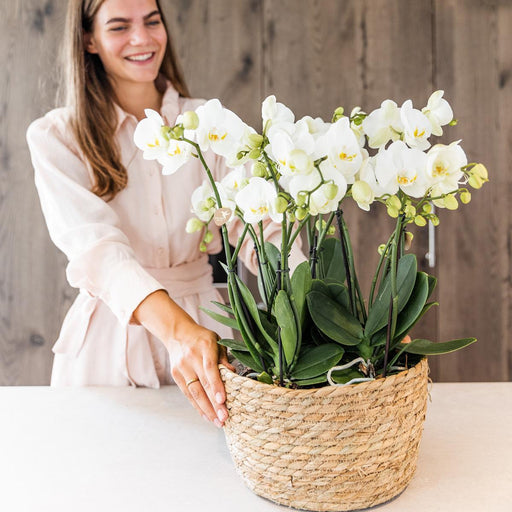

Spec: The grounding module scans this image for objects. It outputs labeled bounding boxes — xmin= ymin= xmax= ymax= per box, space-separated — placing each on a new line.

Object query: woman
xmin=26 ymin=0 xmax=303 ymax=428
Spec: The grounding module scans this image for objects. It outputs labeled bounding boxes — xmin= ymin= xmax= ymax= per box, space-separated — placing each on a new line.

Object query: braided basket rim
xmin=219 ymin=357 xmax=428 ymax=396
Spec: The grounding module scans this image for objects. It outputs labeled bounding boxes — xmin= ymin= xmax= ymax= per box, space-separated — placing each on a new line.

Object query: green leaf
xmin=393 ymin=272 xmax=429 ymax=338
xmin=257 ymin=242 xmax=280 ymax=307
xmin=365 ymin=253 xmax=417 ymax=337
xmin=211 ymin=301 xmax=233 ymax=315
xmin=274 ymin=290 xmax=298 ymax=366
xmin=257 ymin=372 xmax=274 ymax=384
xmin=306 ymin=291 xmax=363 ymax=345
xmin=231 ymin=349 xmax=264 ymax=372
xmin=290 ymin=343 xmax=344 ymax=380
xmin=291 ymin=261 xmax=313 ymax=327
xmin=427 ymin=274 xmax=437 ymax=299
xmin=217 ymin=338 xmax=249 ymax=352
xmin=327 ymin=282 xmax=350 ymax=309
xmin=317 ymin=237 xmax=346 ymax=284
xmin=401 ymin=337 xmax=476 ymax=355
xmin=292 ymin=374 xmax=328 ymax=387
xmin=329 ymin=368 xmax=363 ymax=384
xmin=311 ymin=279 xmax=329 ymax=294
xmin=199 ymin=307 xmax=239 ymax=331
xmin=234 ymin=273 xmax=278 ymax=353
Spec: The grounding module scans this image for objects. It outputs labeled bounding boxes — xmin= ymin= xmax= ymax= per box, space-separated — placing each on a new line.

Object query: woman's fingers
xmin=201 ymin=356 xmax=229 ymax=424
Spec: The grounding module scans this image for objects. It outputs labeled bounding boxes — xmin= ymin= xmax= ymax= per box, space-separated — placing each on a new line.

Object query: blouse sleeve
xmin=212 ymin=153 xmax=306 ymax=275
xmin=26 ymin=113 xmax=165 ymax=327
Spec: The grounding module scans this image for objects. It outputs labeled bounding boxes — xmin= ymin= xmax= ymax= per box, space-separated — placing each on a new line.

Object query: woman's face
xmin=86 ymin=0 xmax=167 ymax=89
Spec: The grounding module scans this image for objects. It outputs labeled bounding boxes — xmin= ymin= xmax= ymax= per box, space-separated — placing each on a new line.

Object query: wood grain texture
xmin=1 ymin=0 xmax=509 ymax=384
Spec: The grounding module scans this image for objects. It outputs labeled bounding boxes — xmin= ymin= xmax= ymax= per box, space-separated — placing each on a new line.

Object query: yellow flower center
xmin=208 ymin=131 xmax=228 ymax=142
xmin=397 ymin=173 xmax=417 ymax=185
xmin=167 ymin=145 xmax=182 ymax=157
xmin=339 ymin=151 xmax=357 ymax=161
xmin=413 ymin=128 xmax=425 ymax=138
xmin=433 ymin=163 xmax=447 ymax=177
xmin=147 ymin=139 xmax=160 ymax=148
xmin=251 ymin=206 xmax=268 ymax=215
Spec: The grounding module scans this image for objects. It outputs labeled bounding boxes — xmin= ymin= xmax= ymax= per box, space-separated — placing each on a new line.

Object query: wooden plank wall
xmin=1 ymin=0 xmax=510 ymax=384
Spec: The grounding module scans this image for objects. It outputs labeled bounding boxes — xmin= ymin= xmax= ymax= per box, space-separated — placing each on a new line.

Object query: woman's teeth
xmin=126 ymin=53 xmax=154 ymax=62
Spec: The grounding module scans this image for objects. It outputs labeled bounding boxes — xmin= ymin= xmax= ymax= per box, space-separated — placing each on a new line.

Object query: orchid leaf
xmin=274 ymin=290 xmax=298 ymax=366
xmin=211 ymin=301 xmax=233 ymax=315
xmin=317 ymin=237 xmax=346 ymax=284
xmin=292 ymin=374 xmax=328 ymax=387
xmin=365 ymin=254 xmax=417 ymax=337
xmin=217 ymin=338 xmax=249 ymax=352
xmin=306 ymin=291 xmax=363 ymax=345
xmin=200 ymin=307 xmax=240 ymax=331
xmin=329 ymin=368 xmax=363 ymax=384
xmin=401 ymin=337 xmax=477 ymax=355
xmin=290 ymin=343 xmax=344 ymax=380
xmin=291 ymin=261 xmax=312 ymax=327
xmin=230 ymin=349 xmax=264 ymax=373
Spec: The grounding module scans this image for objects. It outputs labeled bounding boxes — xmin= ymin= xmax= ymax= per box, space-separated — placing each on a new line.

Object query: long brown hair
xmin=60 ymin=0 xmax=190 ymax=201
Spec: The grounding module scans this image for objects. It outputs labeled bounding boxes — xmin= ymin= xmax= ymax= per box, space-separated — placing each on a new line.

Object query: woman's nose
xmin=130 ymin=24 xmax=153 ymax=45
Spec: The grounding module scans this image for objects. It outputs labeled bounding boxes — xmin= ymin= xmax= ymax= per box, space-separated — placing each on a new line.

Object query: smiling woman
xmin=25 ymin=0 xmax=304 ymax=427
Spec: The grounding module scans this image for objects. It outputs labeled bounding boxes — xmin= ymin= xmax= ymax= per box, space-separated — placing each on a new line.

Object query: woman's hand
xmin=166 ymin=322 xmax=236 ymax=428
xmin=132 ymin=289 xmax=236 ymax=427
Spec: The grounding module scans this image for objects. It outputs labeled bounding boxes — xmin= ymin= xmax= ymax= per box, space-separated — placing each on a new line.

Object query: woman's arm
xmin=133 ymin=290 xmax=235 ymax=427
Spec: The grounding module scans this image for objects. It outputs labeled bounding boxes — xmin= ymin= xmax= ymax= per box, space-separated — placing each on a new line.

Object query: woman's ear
xmin=83 ymin=31 xmax=98 ymax=54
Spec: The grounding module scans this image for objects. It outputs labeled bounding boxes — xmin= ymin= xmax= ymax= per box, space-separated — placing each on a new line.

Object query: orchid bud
xmin=387 ymin=206 xmax=399 ymax=218
xmin=171 ymin=125 xmax=184 ymax=139
xmin=323 ymin=183 xmax=339 ymax=201
xmin=315 ymin=219 xmax=327 ymax=231
xmin=185 ymin=217 xmax=203 ymax=233
xmin=386 ymin=195 xmax=402 ymax=211
xmin=237 ymin=150 xmax=246 ymax=161
xmin=296 ymin=192 xmax=307 ymax=207
xmin=160 ymin=126 xmax=171 ymax=141
xmin=275 ymin=196 xmax=289 ymax=214
xmin=472 ymin=163 xmax=488 ymax=181
xmin=296 ymin=206 xmax=308 ymax=221
xmin=430 ymin=214 xmax=440 ymax=226
xmin=414 ymin=215 xmax=427 ymax=227
xmin=378 ymin=244 xmax=387 ymax=255
xmin=351 ymin=180 xmax=373 ymax=205
xmin=252 ymin=161 xmax=267 ymax=177
xmin=248 ymin=148 xmax=261 ymax=160
xmin=332 ymin=107 xmax=344 ymax=122
xmin=448 ymin=119 xmax=458 ymax=126
xmin=247 ymin=133 xmax=264 ymax=148
xmin=287 ymin=211 xmax=296 ymax=223
xmin=206 ymin=197 xmax=216 ymax=209
xmin=404 ymin=231 xmax=414 ymax=250
xmin=422 ymin=203 xmax=432 ymax=214
xmin=182 ymin=111 xmax=199 ymax=130
xmin=327 ymin=225 xmax=336 ymax=235
xmin=460 ymin=191 xmax=472 ymax=204
xmin=199 ymin=241 xmax=207 ymax=252
xmin=203 ymin=230 xmax=213 ymax=244
xmin=405 ymin=204 xmax=417 ymax=218
xmin=444 ymin=194 xmax=459 ymax=210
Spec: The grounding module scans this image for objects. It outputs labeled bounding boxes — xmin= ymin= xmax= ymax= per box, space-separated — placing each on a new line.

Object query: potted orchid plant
xmin=134 ymin=91 xmax=487 ymax=388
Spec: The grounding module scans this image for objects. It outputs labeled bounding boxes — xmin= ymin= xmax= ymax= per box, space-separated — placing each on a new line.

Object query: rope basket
xmin=219 ymin=358 xmax=429 ymax=512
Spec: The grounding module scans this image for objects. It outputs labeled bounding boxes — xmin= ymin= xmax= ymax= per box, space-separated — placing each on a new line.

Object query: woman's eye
xmin=146 ymin=20 xmax=161 ymax=27
xmin=109 ymin=26 xmax=127 ymax=32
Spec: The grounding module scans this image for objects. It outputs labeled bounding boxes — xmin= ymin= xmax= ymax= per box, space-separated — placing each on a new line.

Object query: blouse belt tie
xmin=143 ymin=255 xmax=215 ymax=299
xmin=53 ymin=257 xmax=216 ymax=359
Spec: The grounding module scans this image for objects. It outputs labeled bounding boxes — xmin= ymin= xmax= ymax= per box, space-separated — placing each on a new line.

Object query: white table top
xmin=1 ymin=382 xmax=511 ymax=512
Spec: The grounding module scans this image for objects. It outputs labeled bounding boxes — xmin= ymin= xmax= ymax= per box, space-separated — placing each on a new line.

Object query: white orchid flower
xmin=262 ymin=95 xmax=295 ymax=132
xmin=235 ymin=177 xmax=282 ymax=224
xmin=375 ymin=140 xmax=429 ymax=198
xmin=425 ymin=140 xmax=467 ymax=193
xmin=195 ymin=99 xmax=247 ymax=158
xmin=316 ymin=117 xmax=363 ymax=183
xmin=422 ymin=90 xmax=454 ymax=136
xmin=352 ymin=153 xmax=384 ymax=210
xmin=400 ymin=100 xmax=432 ymax=151
xmin=361 ymin=100 xmax=403 ymax=149
xmin=220 ymin=166 xmax=249 ymax=200
xmin=157 ymin=139 xmax=194 ymax=175
xmin=134 ymin=109 xmax=169 ymax=160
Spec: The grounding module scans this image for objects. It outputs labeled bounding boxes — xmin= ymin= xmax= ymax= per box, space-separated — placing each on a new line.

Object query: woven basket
xmin=219 ymin=358 xmax=429 ymax=512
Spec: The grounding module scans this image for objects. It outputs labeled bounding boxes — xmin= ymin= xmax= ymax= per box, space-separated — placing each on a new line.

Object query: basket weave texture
xmin=220 ymin=358 xmax=429 ymax=512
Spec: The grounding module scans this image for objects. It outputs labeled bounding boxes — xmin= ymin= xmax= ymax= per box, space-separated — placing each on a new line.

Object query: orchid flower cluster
xmin=134 ymin=91 xmax=487 ymax=387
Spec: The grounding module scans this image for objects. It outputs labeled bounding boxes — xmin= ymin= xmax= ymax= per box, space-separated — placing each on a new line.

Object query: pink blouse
xmin=27 ymin=83 xmax=304 ymax=388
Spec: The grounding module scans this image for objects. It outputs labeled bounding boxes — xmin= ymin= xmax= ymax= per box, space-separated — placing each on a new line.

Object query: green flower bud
xmin=378 ymin=244 xmax=387 ymax=256
xmin=248 ymin=148 xmax=261 ymax=160
xmin=422 ymin=203 xmax=432 ymax=214
xmin=171 ymin=125 xmax=184 ymax=139
xmin=160 ymin=126 xmax=171 ymax=141
xmin=275 ymin=196 xmax=289 ymax=214
xmin=386 ymin=195 xmax=402 ymax=211
xmin=404 ymin=231 xmax=414 ymax=250
xmin=247 ymin=133 xmax=264 ymax=148
xmin=405 ymin=204 xmax=417 ymax=218
xmin=448 ymin=119 xmax=458 ymax=126
xmin=332 ymin=107 xmax=344 ymax=122
xmin=203 ymin=230 xmax=213 ymax=244
xmin=206 ymin=197 xmax=216 ymax=209
xmin=472 ymin=163 xmax=488 ymax=181
xmin=296 ymin=192 xmax=307 ymax=207
xmin=327 ymin=225 xmax=336 ymax=235
xmin=460 ymin=191 xmax=472 ymax=204
xmin=387 ymin=206 xmax=399 ymax=218
xmin=323 ymin=183 xmax=338 ymax=201
xmin=468 ymin=174 xmax=484 ymax=189
xmin=315 ymin=219 xmax=327 ymax=231
xmin=444 ymin=194 xmax=459 ymax=210
xmin=296 ymin=206 xmax=308 ymax=221
xmin=237 ymin=150 xmax=246 ymax=161
xmin=182 ymin=111 xmax=199 ymax=130
xmin=430 ymin=214 xmax=440 ymax=226
xmin=185 ymin=217 xmax=203 ymax=233
xmin=414 ymin=215 xmax=427 ymax=227
xmin=252 ymin=161 xmax=267 ymax=177
xmin=287 ymin=211 xmax=296 ymax=223
xmin=199 ymin=241 xmax=207 ymax=252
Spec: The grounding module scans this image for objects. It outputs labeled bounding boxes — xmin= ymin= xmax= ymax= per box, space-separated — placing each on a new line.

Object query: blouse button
xmin=157 ymin=247 xmax=165 ymax=255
